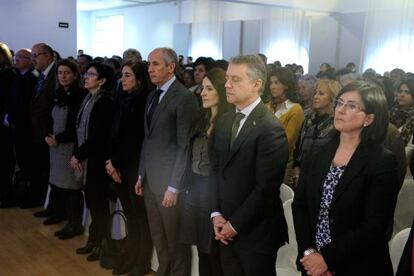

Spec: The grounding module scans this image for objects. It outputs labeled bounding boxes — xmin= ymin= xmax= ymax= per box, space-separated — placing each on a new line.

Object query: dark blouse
xmin=191 ymin=133 xmax=210 ymax=176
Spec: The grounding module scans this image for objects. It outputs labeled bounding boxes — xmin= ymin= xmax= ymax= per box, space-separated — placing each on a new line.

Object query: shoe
xmin=112 ymin=260 xmax=134 ymax=275
xmin=34 ymin=209 xmax=52 ymax=218
xmin=86 ymin=247 xmax=101 ymax=262
xmin=58 ymin=226 xmax=84 ymax=240
xmin=76 ymin=242 xmax=94 ymax=254
xmin=43 ymin=216 xmax=66 ymax=225
xmin=54 ymin=225 xmax=70 ymax=236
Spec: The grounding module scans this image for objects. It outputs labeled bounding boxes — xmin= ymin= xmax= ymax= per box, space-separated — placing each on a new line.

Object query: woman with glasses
xmin=46 ymin=59 xmax=86 ymax=239
xmin=71 ymin=62 xmax=115 ymax=262
xmin=293 ymin=81 xmax=399 ymax=276
xmin=293 ymin=80 xmax=341 ymax=186
xmin=266 ymin=68 xmax=304 ymax=186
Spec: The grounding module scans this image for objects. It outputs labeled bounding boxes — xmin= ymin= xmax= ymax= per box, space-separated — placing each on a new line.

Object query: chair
xmin=276 ymin=199 xmax=300 ymax=276
xmin=392 ymin=179 xmax=414 ymax=238
xmin=280 ymin=183 xmax=294 ymax=203
xmin=389 ymin=227 xmax=411 ymax=274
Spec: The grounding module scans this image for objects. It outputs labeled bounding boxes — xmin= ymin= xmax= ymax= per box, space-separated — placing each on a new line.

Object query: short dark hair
xmin=78 ymin=54 xmax=93 ymax=63
xmin=193 ymin=57 xmax=216 ymax=72
xmin=337 ymin=81 xmax=389 ymax=144
xmin=86 ymin=62 xmax=115 ymax=91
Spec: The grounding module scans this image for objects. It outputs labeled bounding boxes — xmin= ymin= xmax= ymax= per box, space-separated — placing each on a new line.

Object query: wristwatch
xmin=303 ymin=248 xmax=317 ymax=256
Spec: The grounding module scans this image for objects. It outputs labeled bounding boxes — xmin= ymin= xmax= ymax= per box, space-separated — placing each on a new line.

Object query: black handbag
xmin=99 ymin=209 xmax=128 ymax=269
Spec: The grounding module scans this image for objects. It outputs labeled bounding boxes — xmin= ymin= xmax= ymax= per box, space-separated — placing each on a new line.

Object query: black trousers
xmin=84 ymin=178 xmax=110 ymax=247
xmin=219 ymin=242 xmax=277 ymax=276
xmin=198 ymin=242 xmax=223 ymax=276
xmin=52 ymin=185 xmax=83 ymax=227
xmin=26 ymin=141 xmax=49 ymax=205
xmin=144 ymin=185 xmax=191 ymax=276
xmin=0 ymin=125 xmax=15 ymax=205
xmin=114 ymin=177 xmax=153 ymax=273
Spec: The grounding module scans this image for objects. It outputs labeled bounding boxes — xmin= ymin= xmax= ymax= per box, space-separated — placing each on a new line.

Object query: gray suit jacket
xmin=139 ymin=79 xmax=199 ymax=195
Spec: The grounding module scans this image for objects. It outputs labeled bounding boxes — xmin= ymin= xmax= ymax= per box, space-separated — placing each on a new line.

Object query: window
xmin=92 ymin=15 xmax=124 ymax=57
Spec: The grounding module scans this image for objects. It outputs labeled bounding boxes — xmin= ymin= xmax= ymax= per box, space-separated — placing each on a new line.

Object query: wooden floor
xmin=0 ymin=206 xmax=155 ymax=276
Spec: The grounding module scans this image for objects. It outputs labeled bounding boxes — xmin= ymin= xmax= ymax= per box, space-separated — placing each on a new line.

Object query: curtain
xmin=190 ymin=0 xmax=223 ymax=59
xmin=361 ymin=0 xmax=414 ymax=74
xmin=260 ymin=7 xmax=311 ymax=70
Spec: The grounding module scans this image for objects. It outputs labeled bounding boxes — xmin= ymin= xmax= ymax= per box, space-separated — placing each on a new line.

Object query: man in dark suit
xmin=135 ymin=47 xmax=199 ymax=276
xmin=211 ymin=54 xmax=289 ymax=275
xmin=23 ymin=43 xmax=56 ymax=210
xmin=3 ymin=49 xmax=37 ymax=207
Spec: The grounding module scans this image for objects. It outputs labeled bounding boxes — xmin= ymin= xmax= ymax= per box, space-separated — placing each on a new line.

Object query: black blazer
xmin=211 ymin=101 xmax=289 ymax=254
xmin=30 ymin=64 xmax=57 ymax=143
xmin=292 ymin=137 xmax=399 ymax=275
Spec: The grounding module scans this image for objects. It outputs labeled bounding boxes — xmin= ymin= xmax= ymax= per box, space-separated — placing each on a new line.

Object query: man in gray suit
xmin=135 ymin=47 xmax=199 ymax=276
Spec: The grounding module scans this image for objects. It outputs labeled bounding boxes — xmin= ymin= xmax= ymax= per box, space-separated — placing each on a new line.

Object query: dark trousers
xmin=47 ymin=184 xmax=67 ymax=218
xmin=13 ymin=127 xmax=31 ymax=181
xmin=55 ymin=186 xmax=83 ymax=228
xmin=84 ymin=179 xmax=110 ymax=247
xmin=219 ymin=242 xmax=277 ymax=276
xmin=144 ymin=185 xmax=191 ymax=276
xmin=26 ymin=141 xmax=49 ymax=205
xmin=0 ymin=125 xmax=15 ymax=205
xmin=198 ymin=242 xmax=223 ymax=276
xmin=115 ymin=178 xmax=152 ymax=273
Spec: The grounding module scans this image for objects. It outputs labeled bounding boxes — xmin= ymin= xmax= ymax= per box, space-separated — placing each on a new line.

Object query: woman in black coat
xmin=292 ymin=81 xmax=400 ymax=276
xmin=71 ymin=62 xmax=115 ymax=261
xmin=105 ymin=61 xmax=154 ymax=275
xmin=45 ymin=59 xmax=86 ymax=239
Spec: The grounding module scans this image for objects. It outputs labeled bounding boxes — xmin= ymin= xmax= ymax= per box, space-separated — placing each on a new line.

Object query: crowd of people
xmin=0 ymin=41 xmax=413 ymax=276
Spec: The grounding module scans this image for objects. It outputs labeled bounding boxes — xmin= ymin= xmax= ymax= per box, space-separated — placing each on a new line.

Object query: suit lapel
xmin=223 ymin=102 xmax=265 ymax=168
xmin=147 ymin=81 xmax=177 ymax=134
xmin=330 ymin=143 xmax=370 ymax=209
xmin=311 ymin=139 xmax=338 ymax=210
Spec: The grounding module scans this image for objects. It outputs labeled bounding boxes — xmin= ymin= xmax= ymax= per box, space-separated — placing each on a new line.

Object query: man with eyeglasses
xmin=1 ymin=49 xmax=37 ymax=207
xmin=22 ymin=43 xmax=58 ymax=217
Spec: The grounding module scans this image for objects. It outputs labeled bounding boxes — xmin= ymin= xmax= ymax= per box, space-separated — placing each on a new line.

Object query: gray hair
xmin=123 ymin=48 xmax=142 ymax=62
xmin=230 ymin=54 xmax=267 ymax=93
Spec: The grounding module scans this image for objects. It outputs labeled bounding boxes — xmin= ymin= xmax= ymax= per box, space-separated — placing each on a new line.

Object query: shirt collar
xmin=158 ymin=75 xmax=176 ymax=94
xmin=237 ymin=97 xmax=261 ymax=118
xmin=41 ymin=60 xmax=55 ymax=78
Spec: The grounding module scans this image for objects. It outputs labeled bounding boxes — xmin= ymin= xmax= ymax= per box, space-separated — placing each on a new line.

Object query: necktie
xmin=35 ymin=73 xmax=45 ymax=96
xmin=147 ymin=89 xmax=163 ymax=126
xmin=230 ymin=112 xmax=245 ymax=148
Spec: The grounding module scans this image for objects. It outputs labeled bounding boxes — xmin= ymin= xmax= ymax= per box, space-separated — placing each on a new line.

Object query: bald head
xmin=14 ymin=49 xmax=33 ymax=71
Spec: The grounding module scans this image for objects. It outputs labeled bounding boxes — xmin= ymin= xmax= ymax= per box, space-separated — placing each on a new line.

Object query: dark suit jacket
xmin=73 ymin=92 xmax=114 ymax=191
xmin=292 ymin=137 xmax=399 ymax=276
xmin=30 ymin=63 xmax=57 ymax=143
xmin=211 ymin=101 xmax=289 ymax=254
xmin=138 ymin=79 xmax=199 ymax=195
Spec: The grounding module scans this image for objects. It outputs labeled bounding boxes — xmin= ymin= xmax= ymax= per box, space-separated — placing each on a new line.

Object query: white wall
xmin=308 ymin=12 xmax=365 ymax=74
xmin=0 ymin=0 xmax=77 ymax=57
xmin=78 ymin=1 xmax=182 ymax=58
xmin=76 ymin=0 xmax=366 ymax=72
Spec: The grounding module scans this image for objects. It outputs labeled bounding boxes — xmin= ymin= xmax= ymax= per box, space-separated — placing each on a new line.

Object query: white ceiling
xmin=77 ymin=0 xmax=371 ymax=13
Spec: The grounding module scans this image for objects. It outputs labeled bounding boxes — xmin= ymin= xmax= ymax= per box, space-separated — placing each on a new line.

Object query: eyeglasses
xmin=334 ymin=98 xmax=365 ymax=112
xmin=14 ymin=54 xmax=31 ymax=60
xmin=84 ymin=72 xmax=98 ymax=78
xmin=31 ymin=52 xmax=47 ymax=59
